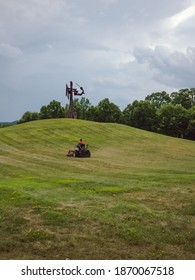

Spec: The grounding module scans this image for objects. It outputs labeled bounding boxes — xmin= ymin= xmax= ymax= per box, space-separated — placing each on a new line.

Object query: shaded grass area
xmin=0 ymin=119 xmax=195 ymax=259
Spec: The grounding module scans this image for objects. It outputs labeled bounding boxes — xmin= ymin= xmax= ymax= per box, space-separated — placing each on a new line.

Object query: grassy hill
xmin=0 ymin=119 xmax=195 ymax=260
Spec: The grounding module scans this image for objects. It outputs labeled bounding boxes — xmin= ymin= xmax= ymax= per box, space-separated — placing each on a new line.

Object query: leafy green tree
xmin=189 ymin=88 xmax=195 ymax=105
xmin=122 ymin=100 xmax=157 ymax=131
xmin=47 ymin=100 xmax=65 ymax=118
xmin=96 ymin=98 xmax=121 ymax=123
xmin=187 ymin=120 xmax=195 ymax=140
xmin=171 ymin=88 xmax=195 ymax=109
xmin=73 ymin=97 xmax=91 ymax=119
xmin=158 ymin=104 xmax=189 ymax=138
xmin=39 ymin=105 xmax=51 ymax=119
xmin=64 ymin=104 xmax=69 ymax=117
xmin=18 ymin=111 xmax=39 ymax=123
xmin=31 ymin=112 xmax=39 ymax=121
xmin=187 ymin=106 xmax=195 ymax=140
xmin=40 ymin=100 xmax=65 ymax=119
xmin=18 ymin=111 xmax=32 ymax=123
xmin=85 ymin=105 xmax=99 ymax=121
xmin=145 ymin=91 xmax=171 ymax=108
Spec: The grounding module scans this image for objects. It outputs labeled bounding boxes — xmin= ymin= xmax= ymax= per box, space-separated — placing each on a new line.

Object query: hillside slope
xmin=1 ymin=118 xmax=195 ymax=175
xmin=0 ymin=119 xmax=195 ymax=259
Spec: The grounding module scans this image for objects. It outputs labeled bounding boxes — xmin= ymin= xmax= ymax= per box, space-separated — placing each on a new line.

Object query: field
xmin=0 ymin=119 xmax=195 ymax=260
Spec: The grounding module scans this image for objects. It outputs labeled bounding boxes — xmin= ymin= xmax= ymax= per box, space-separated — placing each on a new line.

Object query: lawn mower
xmin=67 ymin=144 xmax=91 ymax=158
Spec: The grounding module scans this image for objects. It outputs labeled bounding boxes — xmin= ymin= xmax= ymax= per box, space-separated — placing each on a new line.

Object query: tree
xmin=40 ymin=100 xmax=65 ymax=119
xmin=96 ymin=98 xmax=121 ymax=123
xmin=122 ymin=100 xmax=157 ymax=131
xmin=187 ymin=106 xmax=195 ymax=140
xmin=187 ymin=120 xmax=195 ymax=140
xmin=145 ymin=91 xmax=171 ymax=108
xmin=73 ymin=97 xmax=91 ymax=119
xmin=47 ymin=100 xmax=65 ymax=118
xmin=80 ymin=97 xmax=91 ymax=120
xmin=158 ymin=104 xmax=189 ymax=138
xmin=39 ymin=105 xmax=51 ymax=119
xmin=31 ymin=112 xmax=39 ymax=121
xmin=18 ymin=111 xmax=39 ymax=124
xmin=171 ymin=88 xmax=195 ymax=109
xmin=64 ymin=104 xmax=69 ymax=117
xmin=85 ymin=105 xmax=99 ymax=121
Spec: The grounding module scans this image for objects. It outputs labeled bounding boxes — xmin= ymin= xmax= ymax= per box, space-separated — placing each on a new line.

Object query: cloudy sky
xmin=1 ymin=0 xmax=195 ymax=121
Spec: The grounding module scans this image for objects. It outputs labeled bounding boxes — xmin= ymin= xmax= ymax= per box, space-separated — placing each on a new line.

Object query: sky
xmin=1 ymin=0 xmax=195 ymax=121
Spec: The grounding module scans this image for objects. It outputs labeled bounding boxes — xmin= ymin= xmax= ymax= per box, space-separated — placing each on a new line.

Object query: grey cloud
xmin=134 ymin=46 xmax=195 ymax=87
xmin=0 ymin=0 xmax=195 ymax=121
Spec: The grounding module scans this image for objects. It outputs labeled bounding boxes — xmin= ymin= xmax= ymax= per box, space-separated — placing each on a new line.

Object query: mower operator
xmin=78 ymin=138 xmax=85 ymax=149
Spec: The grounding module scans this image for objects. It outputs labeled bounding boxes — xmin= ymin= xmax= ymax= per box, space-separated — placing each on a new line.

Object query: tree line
xmin=18 ymin=88 xmax=195 ymax=140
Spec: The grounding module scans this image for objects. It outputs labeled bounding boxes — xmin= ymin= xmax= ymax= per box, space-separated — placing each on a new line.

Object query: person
xmin=78 ymin=138 xmax=85 ymax=149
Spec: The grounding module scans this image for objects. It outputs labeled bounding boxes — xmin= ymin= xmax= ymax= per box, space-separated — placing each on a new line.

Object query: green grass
xmin=0 ymin=119 xmax=195 ymax=259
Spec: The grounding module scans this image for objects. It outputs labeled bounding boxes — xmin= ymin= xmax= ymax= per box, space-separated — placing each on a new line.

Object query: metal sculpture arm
xmin=75 ymin=83 xmax=85 ymax=95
